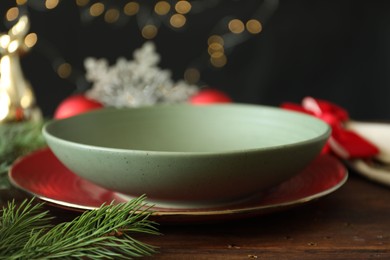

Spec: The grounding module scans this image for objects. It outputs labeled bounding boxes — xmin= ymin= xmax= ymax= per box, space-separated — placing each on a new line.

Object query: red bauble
xmin=54 ymin=94 xmax=103 ymax=119
xmin=189 ymin=88 xmax=232 ymax=104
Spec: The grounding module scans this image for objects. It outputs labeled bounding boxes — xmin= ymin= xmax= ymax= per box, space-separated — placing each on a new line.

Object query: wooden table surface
xmin=136 ymin=174 xmax=390 ymax=259
xmin=2 ymin=173 xmax=390 ymax=259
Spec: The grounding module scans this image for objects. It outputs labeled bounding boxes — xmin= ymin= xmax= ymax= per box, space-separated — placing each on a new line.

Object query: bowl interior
xmin=44 ymin=104 xmax=329 ymax=153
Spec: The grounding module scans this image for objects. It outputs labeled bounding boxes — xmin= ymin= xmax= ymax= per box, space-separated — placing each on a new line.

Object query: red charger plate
xmin=9 ymin=148 xmax=348 ymax=223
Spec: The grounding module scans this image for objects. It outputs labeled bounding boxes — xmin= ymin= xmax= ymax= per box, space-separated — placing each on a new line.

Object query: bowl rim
xmin=43 ymin=103 xmax=331 ymax=156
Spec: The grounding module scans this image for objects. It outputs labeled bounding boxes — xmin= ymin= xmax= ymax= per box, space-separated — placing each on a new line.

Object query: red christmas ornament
xmin=54 ymin=94 xmax=103 ymax=119
xmin=189 ymin=88 xmax=232 ymax=104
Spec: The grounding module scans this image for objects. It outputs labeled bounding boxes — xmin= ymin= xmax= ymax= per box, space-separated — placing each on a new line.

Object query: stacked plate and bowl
xmin=41 ymin=103 xmax=332 ymax=210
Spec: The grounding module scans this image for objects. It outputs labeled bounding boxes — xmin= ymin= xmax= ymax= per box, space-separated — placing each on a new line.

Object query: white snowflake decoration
xmin=85 ymin=42 xmax=198 ymax=107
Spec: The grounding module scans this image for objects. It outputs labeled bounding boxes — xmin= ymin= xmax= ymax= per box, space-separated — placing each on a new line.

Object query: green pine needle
xmin=0 ymin=121 xmax=47 ymax=189
xmin=0 ymin=196 xmax=159 ymax=259
xmin=0 ymin=121 xmax=160 ymax=258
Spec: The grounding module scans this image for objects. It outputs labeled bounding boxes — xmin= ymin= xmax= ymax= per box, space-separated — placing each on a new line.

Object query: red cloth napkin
xmin=281 ymin=97 xmax=379 ymax=159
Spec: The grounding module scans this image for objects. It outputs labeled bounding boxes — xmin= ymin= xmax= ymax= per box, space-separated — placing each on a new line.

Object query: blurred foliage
xmin=0 ymin=121 xmax=47 ymax=189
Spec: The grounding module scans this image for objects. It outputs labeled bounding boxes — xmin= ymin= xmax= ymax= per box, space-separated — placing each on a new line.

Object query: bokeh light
xmin=76 ymin=0 xmax=89 ymax=7
xmin=155 ymin=1 xmax=170 ymax=15
xmin=170 ymin=14 xmax=186 ymax=28
xmin=89 ymin=3 xmax=105 ymax=17
xmin=246 ymin=19 xmax=262 ymax=34
xmin=16 ymin=0 xmax=28 ymax=5
xmin=104 ymin=8 xmax=120 ymax=23
xmin=142 ymin=24 xmax=158 ymax=39
xmin=208 ymin=42 xmax=224 ymax=55
xmin=228 ymin=19 xmax=244 ymax=34
xmin=24 ymin=33 xmax=38 ymax=48
xmin=8 ymin=40 xmax=19 ymax=53
xmin=210 ymin=53 xmax=227 ymax=68
xmin=124 ymin=2 xmax=139 ymax=16
xmin=175 ymin=1 xmax=191 ymax=14
xmin=208 ymin=35 xmax=224 ymax=46
xmin=45 ymin=0 xmax=59 ymax=10
xmin=6 ymin=7 xmax=19 ymax=22
xmin=57 ymin=63 xmax=72 ymax=79
xmin=0 ymin=35 xmax=10 ymax=49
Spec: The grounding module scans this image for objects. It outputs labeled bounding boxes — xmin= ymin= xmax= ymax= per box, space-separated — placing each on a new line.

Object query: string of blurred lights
xmin=2 ymin=0 xmax=279 ymax=89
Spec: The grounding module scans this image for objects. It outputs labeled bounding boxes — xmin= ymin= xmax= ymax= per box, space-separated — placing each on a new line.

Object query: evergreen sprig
xmin=0 ymin=196 xmax=159 ymax=259
xmin=0 ymin=121 xmax=47 ymax=189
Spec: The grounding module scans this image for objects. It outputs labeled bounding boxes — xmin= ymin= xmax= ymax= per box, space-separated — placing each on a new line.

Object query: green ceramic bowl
xmin=43 ymin=104 xmax=330 ymax=208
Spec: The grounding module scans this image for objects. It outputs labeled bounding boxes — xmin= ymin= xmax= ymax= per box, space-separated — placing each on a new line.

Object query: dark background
xmin=1 ymin=0 xmax=390 ymax=120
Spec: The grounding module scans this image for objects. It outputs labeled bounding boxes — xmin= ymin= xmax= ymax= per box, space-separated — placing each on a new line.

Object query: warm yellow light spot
xmin=207 ymin=35 xmax=224 ymax=46
xmin=246 ymin=19 xmax=262 ymax=34
xmin=11 ymin=16 xmax=28 ymax=37
xmin=20 ymin=94 xmax=32 ymax=108
xmin=24 ymin=33 xmax=38 ymax=48
xmin=208 ymin=42 xmax=224 ymax=55
xmin=124 ymin=2 xmax=139 ymax=16
xmin=6 ymin=7 xmax=19 ymax=22
xmin=210 ymin=54 xmax=227 ymax=68
xmin=0 ymin=92 xmax=10 ymax=121
xmin=57 ymin=63 xmax=72 ymax=79
xmin=170 ymin=14 xmax=186 ymax=28
xmin=228 ymin=19 xmax=244 ymax=34
xmin=8 ymin=40 xmax=19 ymax=53
xmin=142 ymin=25 xmax=158 ymax=39
xmin=0 ymin=35 xmax=11 ymax=49
xmin=45 ymin=0 xmax=59 ymax=10
xmin=184 ymin=68 xmax=200 ymax=84
xmin=175 ymin=1 xmax=191 ymax=14
xmin=104 ymin=8 xmax=120 ymax=23
xmin=210 ymin=51 xmax=224 ymax=59
xmin=76 ymin=0 xmax=90 ymax=6
xmin=90 ymin=3 xmax=105 ymax=17
xmin=0 ymin=55 xmax=11 ymax=84
xmin=16 ymin=0 xmax=27 ymax=5
xmin=155 ymin=1 xmax=170 ymax=15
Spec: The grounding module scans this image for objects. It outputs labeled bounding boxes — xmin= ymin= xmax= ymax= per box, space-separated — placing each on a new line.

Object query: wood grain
xmin=2 ymin=174 xmax=390 ymax=259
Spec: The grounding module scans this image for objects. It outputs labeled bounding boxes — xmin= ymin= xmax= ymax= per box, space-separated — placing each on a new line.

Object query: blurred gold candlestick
xmin=0 ymin=15 xmax=41 ymax=123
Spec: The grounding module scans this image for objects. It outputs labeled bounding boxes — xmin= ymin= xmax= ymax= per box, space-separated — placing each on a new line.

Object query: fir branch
xmin=0 ymin=121 xmax=46 ymax=162
xmin=0 ymin=198 xmax=53 ymax=256
xmin=0 ymin=195 xmax=159 ymax=259
xmin=0 ymin=121 xmax=47 ymax=189
xmin=0 ymin=162 xmax=10 ymax=189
